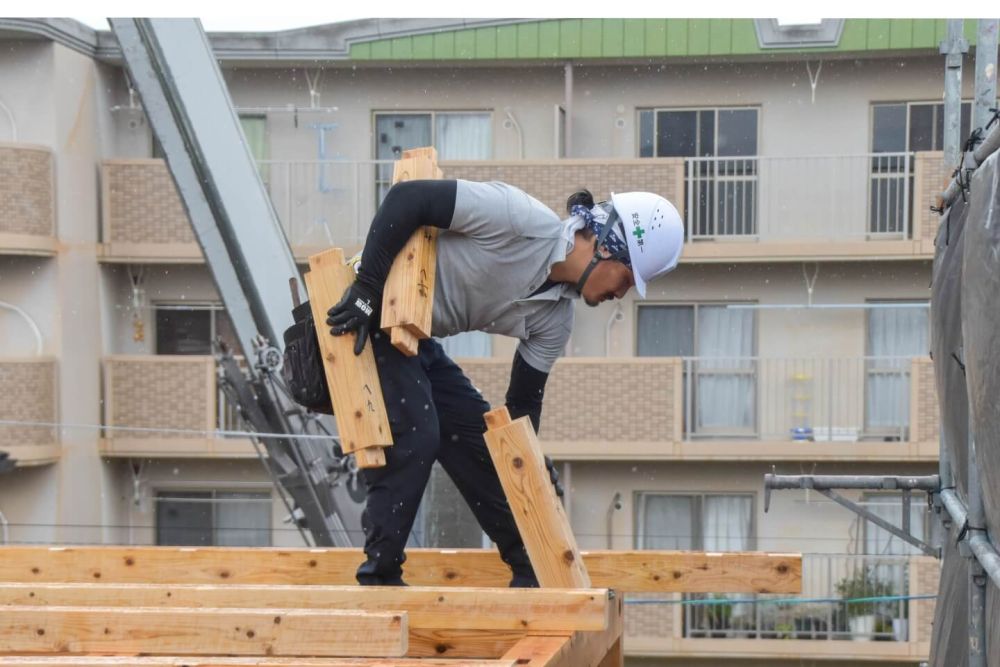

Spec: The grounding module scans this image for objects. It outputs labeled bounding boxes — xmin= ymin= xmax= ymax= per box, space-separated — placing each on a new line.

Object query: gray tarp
xmin=930 ymin=150 xmax=1000 ymax=666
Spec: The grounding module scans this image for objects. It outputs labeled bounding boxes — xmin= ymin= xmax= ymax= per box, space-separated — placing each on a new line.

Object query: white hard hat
xmin=610 ymin=192 xmax=684 ymax=298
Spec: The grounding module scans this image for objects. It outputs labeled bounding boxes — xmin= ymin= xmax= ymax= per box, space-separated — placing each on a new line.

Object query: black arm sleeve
xmin=355 ymin=179 xmax=458 ymax=296
xmin=505 ymin=350 xmax=549 ymax=433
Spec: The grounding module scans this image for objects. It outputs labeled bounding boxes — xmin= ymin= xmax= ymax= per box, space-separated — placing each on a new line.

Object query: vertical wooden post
xmin=380 ymin=146 xmax=441 ymax=356
xmin=305 ymin=247 xmax=392 ymax=468
xmin=482 ymin=407 xmax=591 ymax=588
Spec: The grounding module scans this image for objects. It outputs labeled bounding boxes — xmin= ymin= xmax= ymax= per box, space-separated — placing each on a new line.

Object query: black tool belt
xmin=282 ymin=301 xmax=333 ymax=414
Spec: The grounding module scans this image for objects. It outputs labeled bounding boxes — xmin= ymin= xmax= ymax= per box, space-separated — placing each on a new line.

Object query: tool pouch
xmin=282 ymin=301 xmax=333 ymax=414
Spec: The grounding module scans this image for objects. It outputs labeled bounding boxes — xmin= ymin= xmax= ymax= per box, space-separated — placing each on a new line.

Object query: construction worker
xmin=324 ymin=179 xmax=684 ymax=586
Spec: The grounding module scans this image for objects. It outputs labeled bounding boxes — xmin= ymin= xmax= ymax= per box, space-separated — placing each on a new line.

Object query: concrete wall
xmin=212 ymin=55 xmax=972 ymax=163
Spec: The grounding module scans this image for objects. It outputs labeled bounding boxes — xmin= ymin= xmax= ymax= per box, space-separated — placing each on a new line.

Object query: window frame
xmin=860 ymin=491 xmax=930 ymax=556
xmin=371 ymin=109 xmax=495 ymax=160
xmin=869 ymin=99 xmax=984 ymax=153
xmin=152 ymin=301 xmax=232 ymax=356
xmin=633 ymin=301 xmax=759 ymax=358
xmin=154 ymin=486 xmax=273 ymax=547
xmin=636 ymin=105 xmax=761 ymax=159
xmin=633 ymin=491 xmax=756 ymax=551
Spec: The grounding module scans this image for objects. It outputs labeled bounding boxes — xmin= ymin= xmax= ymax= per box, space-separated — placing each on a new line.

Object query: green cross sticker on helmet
xmin=610 ymin=191 xmax=684 ymax=298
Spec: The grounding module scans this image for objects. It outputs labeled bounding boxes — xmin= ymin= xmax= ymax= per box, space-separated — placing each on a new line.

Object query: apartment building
xmin=0 ymin=17 xmax=972 ymax=664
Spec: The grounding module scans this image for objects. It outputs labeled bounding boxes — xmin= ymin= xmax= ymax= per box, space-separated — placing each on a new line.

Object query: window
xmin=862 ymin=492 xmax=928 ymax=556
xmin=155 ymin=490 xmax=272 ymax=546
xmin=636 ymin=492 xmax=753 ymax=551
xmin=638 ymin=303 xmax=756 ymax=436
xmin=374 ymin=111 xmax=492 ymax=202
xmin=639 ymin=107 xmax=759 ymax=237
xmin=869 ymin=101 xmax=982 ymax=236
xmin=154 ymin=303 xmax=240 ymax=355
xmin=865 ymin=301 xmax=929 ymax=438
xmin=871 ymin=102 xmax=973 ymax=154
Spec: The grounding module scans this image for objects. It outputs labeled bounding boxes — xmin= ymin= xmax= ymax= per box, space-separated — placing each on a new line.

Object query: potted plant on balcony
xmin=835 ymin=567 xmax=895 ymax=641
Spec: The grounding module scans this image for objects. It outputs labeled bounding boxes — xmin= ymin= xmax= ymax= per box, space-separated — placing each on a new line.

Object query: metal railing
xmin=681 ymin=357 xmax=915 ymax=442
xmin=684 ymin=153 xmax=913 ymax=241
xmin=257 ymin=159 xmax=394 ymax=248
xmin=683 ymin=554 xmax=912 ymax=641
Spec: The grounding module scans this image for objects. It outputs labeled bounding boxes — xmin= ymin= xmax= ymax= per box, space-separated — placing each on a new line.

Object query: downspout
xmin=563 ymin=62 xmax=573 ymax=158
xmin=0 ymin=509 xmax=9 ymax=544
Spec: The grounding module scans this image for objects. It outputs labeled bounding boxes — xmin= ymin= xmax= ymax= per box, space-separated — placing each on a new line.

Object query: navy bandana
xmin=570 ymin=204 xmax=631 ymax=268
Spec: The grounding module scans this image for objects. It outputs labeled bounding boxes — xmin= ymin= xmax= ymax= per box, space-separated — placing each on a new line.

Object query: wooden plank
xmin=0 ymin=584 xmax=610 ymax=633
xmin=380 ymin=147 xmax=439 ymax=355
xmin=0 ymin=606 xmax=405 ymax=657
xmin=304 ymin=247 xmax=391 ymax=467
xmin=0 ymin=546 xmax=801 ymax=593
xmin=483 ymin=407 xmax=591 ymax=588
xmin=389 ymin=326 xmax=420 ymax=357
xmin=500 ymin=636 xmax=571 ymax=667
xmin=407 ymin=628 xmax=523 ymax=659
xmin=517 ymin=585 xmax=623 ymax=667
xmin=0 ymin=659 xmax=514 ymax=667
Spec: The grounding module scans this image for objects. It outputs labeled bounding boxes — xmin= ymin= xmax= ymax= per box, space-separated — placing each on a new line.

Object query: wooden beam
xmin=380 ymin=147 xmax=439 ymax=356
xmin=0 ymin=606 xmax=405 ymax=657
xmin=0 ymin=584 xmax=610 ymax=633
xmin=407 ymin=628 xmax=523 ymax=659
xmin=0 ymin=660 xmax=511 ymax=667
xmin=0 ymin=546 xmax=801 ymax=593
xmin=483 ymin=407 xmax=590 ymax=588
xmin=513 ymin=584 xmax=623 ymax=667
xmin=304 ymin=247 xmax=391 ymax=468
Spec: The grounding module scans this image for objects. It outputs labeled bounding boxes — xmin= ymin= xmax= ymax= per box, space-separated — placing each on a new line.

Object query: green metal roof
xmin=348 ymin=19 xmax=979 ymax=61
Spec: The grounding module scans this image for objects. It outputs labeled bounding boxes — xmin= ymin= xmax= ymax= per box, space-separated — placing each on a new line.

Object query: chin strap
xmin=574 ymin=208 xmax=629 ymax=294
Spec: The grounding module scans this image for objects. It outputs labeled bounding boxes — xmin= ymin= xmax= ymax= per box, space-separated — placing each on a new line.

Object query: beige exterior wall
xmin=216 ymin=56 xmax=972 ymax=163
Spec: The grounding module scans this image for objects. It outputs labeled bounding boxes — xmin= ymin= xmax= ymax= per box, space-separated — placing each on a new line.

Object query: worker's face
xmin=581 ymin=260 xmax=635 ymax=307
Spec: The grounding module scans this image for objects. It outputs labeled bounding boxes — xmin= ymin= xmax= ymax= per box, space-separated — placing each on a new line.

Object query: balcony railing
xmin=685 ymin=153 xmax=916 ymax=242
xmin=101 ymin=355 xmax=254 ymax=457
xmin=684 ymin=555 xmax=912 ymax=641
xmin=258 ymin=159 xmax=393 ymax=249
xmin=681 ymin=357 xmax=935 ymax=443
xmin=624 ymin=554 xmax=940 ymax=656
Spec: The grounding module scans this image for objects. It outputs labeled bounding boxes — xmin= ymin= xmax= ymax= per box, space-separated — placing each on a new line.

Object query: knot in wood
xmin=512 ymin=457 xmax=524 ymax=469
xmin=563 ymin=549 xmax=575 ymax=563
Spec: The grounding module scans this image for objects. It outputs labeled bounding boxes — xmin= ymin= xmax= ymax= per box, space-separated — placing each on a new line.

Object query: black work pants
xmin=355 ymin=331 xmax=536 ymax=586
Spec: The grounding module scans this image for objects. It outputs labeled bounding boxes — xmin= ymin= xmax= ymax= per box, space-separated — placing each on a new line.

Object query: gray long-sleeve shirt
xmin=431 ymin=180 xmax=578 ymax=372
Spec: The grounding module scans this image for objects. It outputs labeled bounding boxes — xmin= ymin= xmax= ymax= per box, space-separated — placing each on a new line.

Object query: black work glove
xmin=544 ymin=455 xmax=564 ymax=498
xmin=326 ymin=282 xmax=380 ymax=356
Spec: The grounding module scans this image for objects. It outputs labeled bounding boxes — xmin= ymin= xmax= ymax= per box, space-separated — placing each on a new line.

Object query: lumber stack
xmin=0 ymin=550 xmax=623 ymax=667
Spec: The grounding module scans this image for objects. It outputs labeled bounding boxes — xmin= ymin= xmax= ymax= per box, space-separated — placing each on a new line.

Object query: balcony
xmin=100 ymin=355 xmax=254 ymax=458
xmin=96 ymin=354 xmax=937 ymax=461
xmin=461 ymin=356 xmax=938 ymax=461
xmin=99 ymin=153 xmax=944 ymax=264
xmin=446 ymin=152 xmax=943 ymax=262
xmin=0 ymin=144 xmax=57 ymax=256
xmin=0 ymin=358 xmax=60 ymax=465
xmin=99 ymin=159 xmax=387 ymax=263
xmin=624 ymin=554 xmax=937 ymax=661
